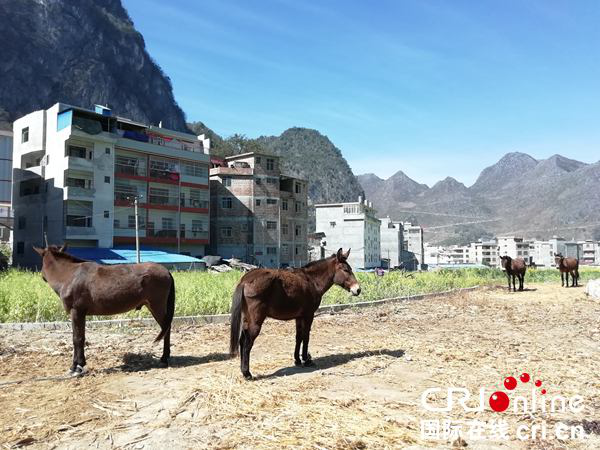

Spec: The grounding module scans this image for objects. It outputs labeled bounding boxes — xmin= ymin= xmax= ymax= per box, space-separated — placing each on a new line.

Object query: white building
xmin=530 ymin=240 xmax=555 ymax=267
xmin=424 ymin=244 xmax=450 ymax=266
xmin=580 ymin=240 xmax=599 ymax=265
xmin=315 ymin=197 xmax=380 ymax=269
xmin=0 ymin=130 xmax=13 ymax=242
xmin=379 ymin=217 xmax=404 ymax=269
xmin=447 ymin=245 xmax=472 ymax=264
xmin=403 ymin=222 xmax=424 ymax=269
xmin=497 ymin=236 xmax=531 ymax=263
xmin=12 ymin=103 xmax=210 ymax=268
xmin=470 ymin=240 xmax=499 ymax=267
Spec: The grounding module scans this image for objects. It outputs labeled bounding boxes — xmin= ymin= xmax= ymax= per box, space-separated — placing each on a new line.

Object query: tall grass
xmin=0 ymin=267 xmax=598 ymax=323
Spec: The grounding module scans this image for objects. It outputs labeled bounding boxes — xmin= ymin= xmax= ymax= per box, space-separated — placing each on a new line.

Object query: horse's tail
xmin=229 ymin=282 xmax=245 ymax=357
xmin=155 ymin=272 xmax=176 ymax=343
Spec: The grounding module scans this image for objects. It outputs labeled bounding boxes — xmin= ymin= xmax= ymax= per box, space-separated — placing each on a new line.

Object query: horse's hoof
xmin=303 ymin=359 xmax=315 ymax=367
xmin=159 ymin=359 xmax=169 ymax=368
xmin=68 ymin=365 xmax=87 ymax=377
xmin=242 ymin=371 xmax=253 ymax=380
xmin=294 ymin=359 xmax=302 ymax=367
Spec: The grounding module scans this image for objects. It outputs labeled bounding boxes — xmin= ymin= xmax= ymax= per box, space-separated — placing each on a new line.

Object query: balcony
xmin=149 ymin=168 xmax=180 ymax=183
xmin=66 ymin=226 xmax=97 ymax=237
xmin=65 ymin=186 xmax=96 ymax=200
xmin=180 ymin=198 xmax=209 ymax=210
xmin=66 ymin=155 xmax=94 ymax=171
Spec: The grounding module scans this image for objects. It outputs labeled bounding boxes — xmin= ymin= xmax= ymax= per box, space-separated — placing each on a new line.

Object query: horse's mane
xmin=47 ymin=246 xmax=88 ymax=264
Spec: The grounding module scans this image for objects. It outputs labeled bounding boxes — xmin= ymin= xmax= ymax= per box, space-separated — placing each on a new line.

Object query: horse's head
xmin=554 ymin=253 xmax=564 ymax=268
xmin=499 ymin=255 xmax=511 ymax=270
xmin=33 ymin=244 xmax=67 ymax=260
xmin=332 ymin=248 xmax=361 ymax=296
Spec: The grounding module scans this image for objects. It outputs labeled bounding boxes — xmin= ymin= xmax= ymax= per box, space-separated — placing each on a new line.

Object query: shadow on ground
xmin=255 ymin=348 xmax=404 ymax=380
xmin=103 ymin=352 xmax=231 ymax=373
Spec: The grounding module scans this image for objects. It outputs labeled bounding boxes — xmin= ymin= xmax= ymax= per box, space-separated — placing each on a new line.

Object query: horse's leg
xmin=571 ymin=271 xmax=576 ymax=287
xmin=506 ymin=274 xmax=511 ymax=291
xmin=512 ymin=274 xmax=516 ymax=292
xmin=70 ymin=308 xmax=86 ymax=375
xmin=519 ymin=274 xmax=524 ymax=291
xmin=301 ymin=314 xmax=315 ymax=367
xmin=560 ymin=272 xmax=564 ymax=287
xmin=241 ymin=310 xmax=265 ymax=380
xmin=565 ymin=271 xmax=569 ymax=288
xmin=147 ymin=300 xmax=170 ymax=366
xmin=294 ymin=318 xmax=303 ymax=366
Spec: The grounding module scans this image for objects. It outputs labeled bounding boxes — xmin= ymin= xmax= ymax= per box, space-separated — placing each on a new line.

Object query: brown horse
xmin=229 ymin=248 xmax=360 ymax=379
xmin=554 ymin=253 xmax=579 ymax=287
xmin=33 ymin=245 xmax=175 ymax=375
xmin=499 ymin=255 xmax=526 ymax=292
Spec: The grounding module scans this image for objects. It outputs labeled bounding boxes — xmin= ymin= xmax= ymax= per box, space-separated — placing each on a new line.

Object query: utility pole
xmin=134 ymin=197 xmax=140 ymax=263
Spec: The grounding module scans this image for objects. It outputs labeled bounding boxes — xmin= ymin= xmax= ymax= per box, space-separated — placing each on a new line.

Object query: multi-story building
xmin=379 ymin=217 xmax=404 ymax=268
xmin=402 ymin=222 xmax=424 ymax=269
xmin=447 ymin=245 xmax=471 ymax=264
xmin=497 ymin=236 xmax=531 ymax=263
xmin=470 ymin=240 xmax=499 ymax=267
xmin=580 ymin=240 xmax=599 ymax=265
xmin=424 ymin=244 xmax=449 ymax=266
xmin=209 ymin=152 xmax=308 ymax=268
xmin=0 ymin=130 xmax=13 ymax=242
xmin=530 ymin=240 xmax=555 ymax=267
xmin=12 ymin=103 xmax=210 ymax=268
xmin=315 ymin=197 xmax=380 ymax=270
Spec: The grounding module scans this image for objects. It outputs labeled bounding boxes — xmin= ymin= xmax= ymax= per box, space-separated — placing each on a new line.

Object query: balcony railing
xmin=180 ymin=198 xmax=209 ymax=209
xmin=149 ymin=169 xmax=180 ymax=181
xmin=66 ymin=186 xmax=96 ymax=198
xmin=66 ymin=226 xmax=96 ymax=236
xmin=148 ymin=195 xmax=179 ymax=207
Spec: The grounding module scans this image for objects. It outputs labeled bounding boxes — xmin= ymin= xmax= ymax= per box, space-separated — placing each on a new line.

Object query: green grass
xmin=0 ymin=267 xmax=599 ymax=323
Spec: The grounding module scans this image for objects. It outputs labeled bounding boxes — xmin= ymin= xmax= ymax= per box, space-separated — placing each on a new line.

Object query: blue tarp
xmin=67 ymin=247 xmax=201 ymax=265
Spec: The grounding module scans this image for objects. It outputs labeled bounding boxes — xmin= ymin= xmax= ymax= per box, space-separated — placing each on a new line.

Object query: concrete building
xmin=315 ymin=197 xmax=380 ymax=270
xmin=470 ymin=240 xmax=499 ymax=267
xmin=447 ymin=245 xmax=472 ymax=264
xmin=530 ymin=240 xmax=555 ymax=267
xmin=379 ymin=217 xmax=404 ymax=269
xmin=424 ymin=244 xmax=449 ymax=266
xmin=402 ymin=222 xmax=424 ymax=269
xmin=0 ymin=130 xmax=13 ymax=242
xmin=580 ymin=240 xmax=599 ymax=265
xmin=12 ymin=103 xmax=210 ymax=268
xmin=497 ymin=236 xmax=531 ymax=263
xmin=209 ymin=152 xmax=308 ymax=268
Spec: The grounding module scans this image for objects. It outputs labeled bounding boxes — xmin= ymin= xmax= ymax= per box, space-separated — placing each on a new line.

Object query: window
xmin=18 ymin=216 xmax=26 ymax=229
xmin=241 ymin=223 xmax=248 ymax=232
xmin=67 ymin=145 xmax=87 ymax=159
xmin=255 ymin=178 xmax=262 ymax=185
xmin=114 ymin=219 xmax=120 ymax=228
xmin=17 ymin=242 xmax=25 ymax=254
xmin=295 ymin=202 xmax=301 ymax=213
xmin=223 ymin=177 xmax=232 ymax=187
xmin=21 ymin=127 xmax=29 ymax=143
xmin=221 ymin=197 xmax=232 ymax=209
xmin=255 ymin=156 xmax=262 ymax=164
xmin=295 ymin=225 xmax=301 ymax=237
xmin=255 ymin=199 xmax=261 ymax=206
xmin=267 ymin=198 xmax=277 ymax=205
xmin=128 ymin=215 xmax=145 ymax=228
xmin=104 ymin=210 xmax=109 ymax=218
xmin=162 ymin=217 xmax=175 ymax=231
xmin=66 ymin=215 xmax=92 ymax=227
xmin=105 ymin=147 xmax=111 ymax=155
xmin=189 ymin=189 xmax=208 ymax=209
xmin=282 ymin=244 xmax=289 ymax=256
xmin=221 ymin=227 xmax=232 ymax=238
xmin=295 ymin=183 xmax=302 ymax=194
xmin=267 ymin=247 xmax=277 ymax=255
xmin=266 ymin=177 xmax=278 ymax=185
xmin=266 ymin=158 xmax=274 ymax=170
xmin=182 ymin=161 xmax=207 ymax=177
xmin=295 ymin=245 xmax=300 ymax=255
xmin=267 ymin=221 xmax=277 ymax=230
xmin=149 ymin=187 xmax=171 ymax=205
xmin=282 ymin=224 xmax=288 ymax=235
xmin=282 ymin=200 xmax=288 ymax=211
xmin=104 ymin=176 xmax=110 ymax=184
xmin=192 ymin=220 xmax=204 ymax=232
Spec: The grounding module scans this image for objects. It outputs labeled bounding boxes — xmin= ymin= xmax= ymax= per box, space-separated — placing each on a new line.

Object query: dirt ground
xmin=1 ymin=283 xmax=599 ymax=449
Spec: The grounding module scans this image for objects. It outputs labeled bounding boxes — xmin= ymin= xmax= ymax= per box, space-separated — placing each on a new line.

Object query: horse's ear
xmin=32 ymin=246 xmax=44 ymax=257
xmin=336 ymin=248 xmax=344 ymax=261
xmin=343 ymin=248 xmax=351 ymax=259
xmin=59 ymin=244 xmax=67 ymax=252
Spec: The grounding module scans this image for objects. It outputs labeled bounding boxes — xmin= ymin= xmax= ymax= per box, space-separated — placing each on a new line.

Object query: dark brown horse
xmin=499 ymin=255 xmax=526 ymax=292
xmin=229 ymin=248 xmax=360 ymax=379
xmin=33 ymin=245 xmax=175 ymax=375
xmin=554 ymin=253 xmax=579 ymax=287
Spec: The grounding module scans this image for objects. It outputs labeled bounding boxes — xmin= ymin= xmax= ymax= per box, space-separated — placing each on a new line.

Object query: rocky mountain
xmin=358 ymin=153 xmax=600 ymax=244
xmin=0 ymin=0 xmax=188 ymax=131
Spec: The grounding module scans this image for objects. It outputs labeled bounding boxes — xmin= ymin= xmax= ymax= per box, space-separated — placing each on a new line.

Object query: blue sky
xmin=123 ymin=0 xmax=600 ymax=186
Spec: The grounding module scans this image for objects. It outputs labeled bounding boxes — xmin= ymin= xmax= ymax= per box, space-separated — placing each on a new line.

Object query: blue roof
xmin=67 ymin=247 xmax=202 ymax=265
